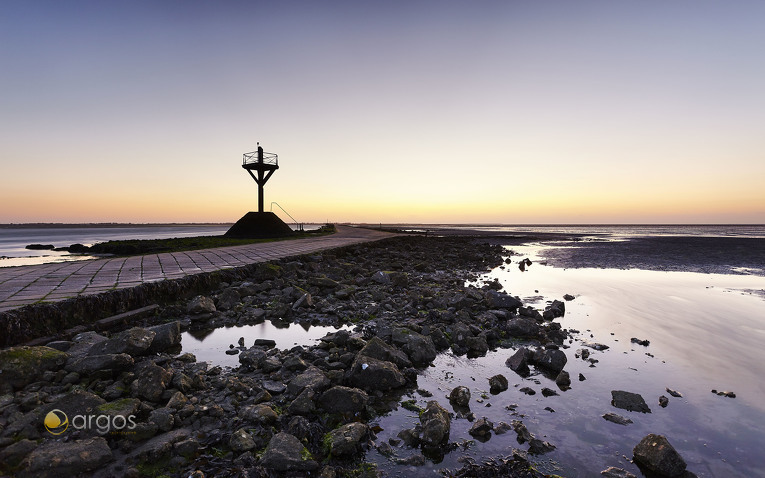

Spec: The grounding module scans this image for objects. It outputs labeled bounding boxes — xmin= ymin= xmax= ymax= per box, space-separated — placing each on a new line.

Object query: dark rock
xmin=449 ymin=386 xmax=471 ymax=407
xmin=611 ymin=390 xmax=651 ymax=413
xmin=543 ymin=300 xmax=565 ymax=320
xmin=396 ymin=454 xmax=426 ymax=466
xmin=659 ymin=395 xmax=669 ymax=408
xmin=631 ymin=337 xmax=650 ymax=346
xmin=88 ymin=327 xmax=156 ymax=356
xmin=519 ymin=387 xmax=536 ymax=395
xmin=149 ymin=407 xmax=175 ymax=432
xmin=602 ymin=412 xmax=633 ymax=425
xmin=260 ymin=432 xmax=319 ymax=472
xmin=563 ymin=294 xmax=575 ymax=301
xmin=349 ymin=356 xmax=406 ymax=391
xmin=146 ymin=321 xmax=181 ymax=353
xmin=419 ymin=400 xmax=451 ymax=447
xmin=541 ymin=388 xmax=558 ymax=397
xmin=0 ymin=438 xmax=36 ymax=473
xmin=358 ymin=336 xmax=412 ymax=369
xmin=511 ymin=420 xmax=534 ymax=444
xmin=396 ymin=330 xmax=437 ymax=366
xmin=230 ymin=428 xmax=257 ymax=452
xmin=288 ymin=387 xmax=317 ymax=415
xmin=0 ymin=346 xmax=69 ymax=392
xmin=666 ymin=388 xmax=683 ymax=398
xmin=241 ymin=403 xmax=279 ymax=425
xmin=555 ymin=370 xmax=571 ymax=387
xmin=485 ymin=290 xmax=523 ymax=310
xmin=529 ymin=437 xmax=556 ymax=455
xmin=25 ymin=244 xmax=55 ymax=250
xmin=318 ymin=386 xmax=368 ymax=414
xmin=131 ymin=362 xmax=173 ymax=402
xmin=468 ymin=417 xmax=493 ymax=439
xmin=254 ymin=338 xmax=277 ymax=348
xmin=583 ymin=341 xmax=609 ymax=351
xmin=327 ymin=422 xmax=369 ymax=457
xmin=66 ymin=353 xmax=134 ymax=375
xmin=600 ymin=467 xmax=637 ymax=478
xmin=465 ymin=334 xmax=489 ymax=355
xmin=506 ymin=318 xmax=541 ymax=338
xmin=633 ymin=434 xmax=687 ymax=477
xmin=534 ymin=348 xmax=567 ymax=373
xmin=216 ymin=288 xmax=241 ymax=311
xmin=287 ymin=366 xmax=330 ymax=396
xmin=505 ymin=347 xmax=531 ymax=377
xmin=20 ymin=437 xmax=112 ymax=477
xmin=489 ymin=374 xmax=508 ymax=394
xmin=238 ymin=347 xmax=267 ymax=369
xmin=187 ymin=295 xmax=216 ymax=314
xmin=263 ymin=380 xmax=287 ymax=395
xmin=711 ymin=389 xmax=736 ymax=398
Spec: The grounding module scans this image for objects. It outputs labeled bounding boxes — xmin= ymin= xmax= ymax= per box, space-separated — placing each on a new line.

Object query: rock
xmin=666 ymin=388 xmax=683 ymax=398
xmin=419 ymin=400 xmax=451 ymax=447
xmin=563 ymin=294 xmax=575 ymax=301
xmin=20 ymin=437 xmax=112 ymax=477
xmin=494 ymin=421 xmax=512 ymax=435
xmin=519 ymin=387 xmax=536 ymax=395
xmin=358 ymin=336 xmax=412 ymax=369
xmin=505 ymin=348 xmax=531 ymax=376
xmin=318 ymin=386 xmax=369 ymax=414
xmin=309 ymin=275 xmax=340 ymax=288
xmin=131 ymin=362 xmax=173 ymax=402
xmin=633 ymin=434 xmax=687 ymax=477
xmin=468 ymin=417 xmax=493 ymax=439
xmin=631 ymin=337 xmax=650 ymax=346
xmin=511 ymin=420 xmax=534 ymax=444
xmin=506 ymin=318 xmax=541 ymax=338
xmin=149 ymin=407 xmax=175 ymax=432
xmin=659 ymin=395 xmax=669 ymax=408
xmin=0 ymin=439 xmax=37 ymax=473
xmin=238 ymin=347 xmax=266 ymax=369
xmin=529 ymin=437 xmax=556 ymax=455
xmin=541 ymin=388 xmax=558 ymax=397
xmin=254 ymin=338 xmax=276 ymax=348
xmin=611 ymin=390 xmax=651 ymax=413
xmin=449 ymin=386 xmax=471 ymax=407
xmin=489 ymin=374 xmax=508 ymax=394
xmin=327 ymin=422 xmax=369 ymax=457
xmin=146 ymin=321 xmax=181 ymax=353
xmin=66 ymin=353 xmax=134 ymax=376
xmin=287 ymin=366 xmax=330 ymax=396
xmin=485 ymin=290 xmax=523 ymax=310
xmin=260 ymin=432 xmax=319 ymax=472
xmin=602 ymin=412 xmax=633 ymax=425
xmin=283 ymin=355 xmax=308 ymax=371
xmin=555 ymin=370 xmax=571 ymax=387
xmin=583 ymin=341 xmax=609 ymax=351
xmin=262 ymin=380 xmax=287 ymax=395
xmin=288 ymin=387 xmax=317 ymax=415
xmin=0 ymin=346 xmax=69 ymax=392
xmin=600 ymin=467 xmax=637 ymax=478
xmin=242 ymin=404 xmax=279 ymax=425
xmin=543 ymin=300 xmax=565 ymax=320
xmin=534 ymin=348 xmax=567 ymax=373
xmin=292 ymin=293 xmax=314 ymax=310
xmin=216 ymin=288 xmax=241 ymax=311
xmin=396 ymin=330 xmax=437 ymax=366
xmin=396 ymin=454 xmax=426 ymax=466
xmin=349 ymin=356 xmax=406 ymax=391
xmin=229 ymin=428 xmax=257 ymax=452
xmin=87 ymin=327 xmax=156 ymax=356
xmin=187 ymin=295 xmax=216 ymax=314
xmin=371 ymin=271 xmax=390 ymax=284
xmin=711 ymin=389 xmax=736 ymax=398
xmin=465 ymin=334 xmax=489 ymax=355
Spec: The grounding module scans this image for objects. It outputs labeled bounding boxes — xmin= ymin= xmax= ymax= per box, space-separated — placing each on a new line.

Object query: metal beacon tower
xmin=224 ymin=144 xmax=294 ymax=238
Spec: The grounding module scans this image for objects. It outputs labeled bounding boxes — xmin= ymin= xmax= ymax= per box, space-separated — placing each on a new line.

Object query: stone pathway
xmin=0 ymin=226 xmax=393 ymax=313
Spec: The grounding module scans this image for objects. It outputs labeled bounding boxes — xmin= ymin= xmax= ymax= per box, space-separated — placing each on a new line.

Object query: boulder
xmin=0 ymin=346 xmax=69 ymax=392
xmin=555 ymin=370 xmax=571 ymax=387
xmin=216 ymin=288 xmax=241 ymax=311
xmin=66 ymin=353 xmax=134 ymax=376
xmin=543 ymin=300 xmax=565 ymax=320
xmin=465 ymin=334 xmax=489 ymax=355
xmin=87 ymin=327 xmax=155 ymax=356
xmin=506 ymin=318 xmax=541 ymax=338
xmin=131 ymin=362 xmax=173 ymax=402
xmin=349 ymin=356 xmax=406 ymax=391
xmin=534 ymin=349 xmax=567 ymax=373
xmin=229 ymin=428 xmax=257 ymax=452
xmin=633 ymin=434 xmax=687 ymax=477
xmin=602 ymin=412 xmax=633 ymax=426
xmin=419 ymin=400 xmax=451 ymax=447
xmin=357 ymin=336 xmax=412 ymax=369
xmin=287 ymin=387 xmax=317 ymax=415
xmin=489 ymin=374 xmax=509 ymax=394
xmin=327 ymin=422 xmax=369 ymax=457
xmin=469 ymin=417 xmax=494 ymax=439
xmin=187 ymin=295 xmax=216 ymax=314
xmin=318 ymin=386 xmax=369 ymax=414
xmin=611 ymin=390 xmax=651 ymax=413
xmin=506 ymin=348 xmax=531 ymax=377
xmin=449 ymin=386 xmax=471 ymax=407
xmin=287 ymin=366 xmax=330 ymax=396
xmin=396 ymin=330 xmax=437 ymax=366
xmin=485 ymin=290 xmax=523 ymax=310
xmin=260 ymin=432 xmax=319 ymax=472
xmin=146 ymin=321 xmax=181 ymax=353
xmin=19 ymin=437 xmax=112 ymax=478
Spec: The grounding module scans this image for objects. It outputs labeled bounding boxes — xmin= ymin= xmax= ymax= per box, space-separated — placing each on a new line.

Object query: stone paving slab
xmin=0 ymin=226 xmax=392 ymax=312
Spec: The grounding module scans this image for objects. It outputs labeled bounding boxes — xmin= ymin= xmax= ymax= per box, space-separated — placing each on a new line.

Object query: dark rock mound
xmin=633 ymin=434 xmax=689 ymax=477
xmin=224 ymin=212 xmax=295 ymax=238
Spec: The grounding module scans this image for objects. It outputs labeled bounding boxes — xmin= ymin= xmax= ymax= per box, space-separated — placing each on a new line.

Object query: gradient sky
xmin=2 ymin=1 xmax=764 ymax=224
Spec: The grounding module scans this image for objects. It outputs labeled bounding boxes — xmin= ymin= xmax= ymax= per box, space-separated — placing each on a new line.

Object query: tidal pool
xmin=367 ymin=242 xmax=765 ymax=477
xmin=181 ymin=321 xmax=352 ymax=368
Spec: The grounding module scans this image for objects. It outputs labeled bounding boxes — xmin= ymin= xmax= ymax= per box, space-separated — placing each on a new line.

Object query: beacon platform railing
xmin=242 ymin=151 xmax=278 ymax=166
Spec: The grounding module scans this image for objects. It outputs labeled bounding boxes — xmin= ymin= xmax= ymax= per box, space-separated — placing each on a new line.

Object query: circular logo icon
xmin=44 ymin=409 xmax=69 ymax=435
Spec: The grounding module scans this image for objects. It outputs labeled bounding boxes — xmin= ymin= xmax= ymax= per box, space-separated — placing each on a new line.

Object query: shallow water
xmin=367 ymin=242 xmax=765 ymax=477
xmin=180 ymin=322 xmax=352 ymax=368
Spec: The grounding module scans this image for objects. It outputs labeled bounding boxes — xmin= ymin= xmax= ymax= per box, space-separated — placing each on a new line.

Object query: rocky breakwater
xmin=1 ymin=236 xmax=589 ymax=477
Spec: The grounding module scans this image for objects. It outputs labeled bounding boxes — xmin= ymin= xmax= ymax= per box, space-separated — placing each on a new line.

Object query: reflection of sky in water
xmin=181 ymin=322 xmax=353 ymax=368
xmin=370 ymin=243 xmax=765 ymax=477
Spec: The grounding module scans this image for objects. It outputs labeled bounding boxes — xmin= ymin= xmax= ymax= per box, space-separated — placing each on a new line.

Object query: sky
xmin=1 ymin=1 xmax=764 ymax=224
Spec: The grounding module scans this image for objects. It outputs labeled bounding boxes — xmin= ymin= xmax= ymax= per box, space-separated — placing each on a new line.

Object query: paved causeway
xmin=0 ymin=226 xmax=393 ymax=313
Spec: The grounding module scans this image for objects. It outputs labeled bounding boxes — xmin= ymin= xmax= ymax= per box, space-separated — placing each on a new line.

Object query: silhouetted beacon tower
xmin=224 ymin=143 xmax=294 ymax=238
xmin=243 ymin=144 xmax=278 ymax=213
